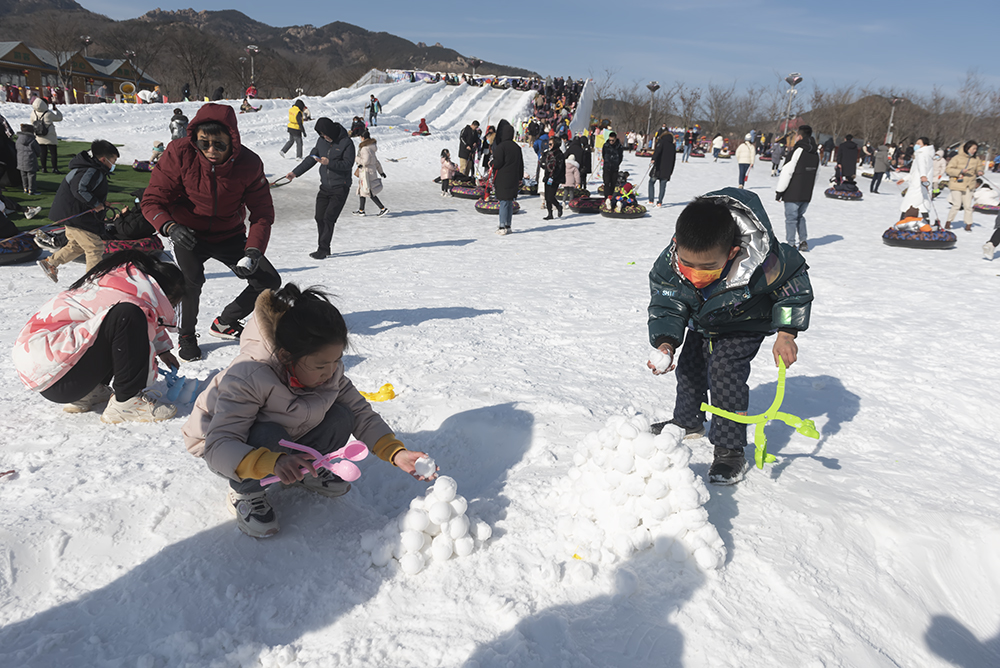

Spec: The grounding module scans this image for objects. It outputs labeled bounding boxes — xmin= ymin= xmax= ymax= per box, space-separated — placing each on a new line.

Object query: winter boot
xmin=983 ymin=242 xmax=996 ymax=260
xmin=708 ymin=446 xmax=747 ymax=485
xmin=227 ymin=489 xmax=279 ymax=538
xmin=178 ymin=333 xmax=202 ymax=361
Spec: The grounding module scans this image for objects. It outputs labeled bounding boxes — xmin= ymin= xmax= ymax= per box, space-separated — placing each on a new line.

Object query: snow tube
xmin=105 ymin=236 xmax=165 ymax=255
xmin=132 ymin=160 xmax=154 ymax=172
xmin=690 ymin=152 xmax=705 ymax=158
xmin=635 ymin=150 xmax=653 ymax=158
xmin=896 ymin=166 xmax=910 ymax=173
xmin=861 ymin=171 xmax=874 ymax=178
xmin=556 ymin=187 xmax=589 ymax=198
xmin=600 ymin=203 xmax=647 ymax=219
xmin=519 ymin=182 xmax=538 ymax=196
xmin=882 ymin=227 xmax=957 ymax=249
xmin=974 ymin=204 xmax=1000 ymax=214
xmin=825 ymin=187 xmax=863 ymax=201
xmin=0 ymin=233 xmax=42 ymax=265
xmin=411 ymin=131 xmax=431 ymax=136
xmin=450 ymin=185 xmax=485 ymax=199
xmin=474 ymin=199 xmax=520 ymax=215
xmin=568 ymin=196 xmax=601 ymax=213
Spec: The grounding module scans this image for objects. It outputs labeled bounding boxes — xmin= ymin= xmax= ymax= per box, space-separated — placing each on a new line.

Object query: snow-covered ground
xmin=1 ymin=84 xmax=999 ymax=668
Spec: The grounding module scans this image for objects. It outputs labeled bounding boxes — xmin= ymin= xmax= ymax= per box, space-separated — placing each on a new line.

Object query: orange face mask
xmin=678 ymin=263 xmax=724 ymax=288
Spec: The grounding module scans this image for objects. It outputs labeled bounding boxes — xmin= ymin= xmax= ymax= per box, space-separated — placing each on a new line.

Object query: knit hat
xmin=745 ymin=133 xmax=752 ymax=141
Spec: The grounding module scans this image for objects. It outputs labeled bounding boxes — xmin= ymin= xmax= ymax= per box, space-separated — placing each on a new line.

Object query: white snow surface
xmin=1 ymin=85 xmax=1000 ymax=667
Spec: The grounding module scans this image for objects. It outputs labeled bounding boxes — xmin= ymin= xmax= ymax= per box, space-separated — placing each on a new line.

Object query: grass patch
xmin=8 ymin=140 xmax=152 ymax=231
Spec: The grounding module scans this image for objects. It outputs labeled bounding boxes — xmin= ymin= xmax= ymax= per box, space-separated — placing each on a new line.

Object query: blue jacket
xmin=647 ymin=187 xmax=813 ymax=348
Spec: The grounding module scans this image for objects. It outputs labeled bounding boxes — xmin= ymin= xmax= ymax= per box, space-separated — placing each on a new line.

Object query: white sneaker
xmin=101 ymin=390 xmax=176 ymax=423
xmin=64 ymin=384 xmax=113 ymax=413
xmin=352 ymin=210 xmax=366 ymax=216
xmin=984 ymin=242 xmax=996 ymax=260
xmin=294 ymin=469 xmax=352 ymax=498
xmin=279 ymin=150 xmax=287 ymax=158
xmin=38 ymin=259 xmax=58 ymax=283
xmin=227 ymin=489 xmax=279 ymax=538
xmin=25 ymin=206 xmax=42 ymax=219
xmin=496 ymin=227 xmax=509 ymax=236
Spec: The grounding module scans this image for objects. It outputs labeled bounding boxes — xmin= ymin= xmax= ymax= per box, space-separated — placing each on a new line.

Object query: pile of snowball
xmin=360 ymin=474 xmax=493 ymax=575
xmin=551 ymin=414 xmax=727 ymax=570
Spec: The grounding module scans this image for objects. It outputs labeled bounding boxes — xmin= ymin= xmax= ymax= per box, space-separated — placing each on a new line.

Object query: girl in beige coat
xmin=183 ymin=284 xmax=436 ymax=537
xmin=352 ymin=130 xmax=387 ymax=216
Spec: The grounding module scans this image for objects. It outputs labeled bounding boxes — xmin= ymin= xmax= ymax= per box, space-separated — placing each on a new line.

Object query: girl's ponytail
xmin=273 ymin=283 xmax=348 ymax=362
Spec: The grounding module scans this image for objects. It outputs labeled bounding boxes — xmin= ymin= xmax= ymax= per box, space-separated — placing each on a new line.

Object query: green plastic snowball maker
xmin=699 ymin=359 xmax=820 ymax=469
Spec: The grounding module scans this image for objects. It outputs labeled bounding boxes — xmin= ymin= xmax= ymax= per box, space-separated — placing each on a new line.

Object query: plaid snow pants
xmin=672 ymin=329 xmax=766 ymax=451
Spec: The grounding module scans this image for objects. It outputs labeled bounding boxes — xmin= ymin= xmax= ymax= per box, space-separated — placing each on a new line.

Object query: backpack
xmin=32 ymin=118 xmax=49 ymax=137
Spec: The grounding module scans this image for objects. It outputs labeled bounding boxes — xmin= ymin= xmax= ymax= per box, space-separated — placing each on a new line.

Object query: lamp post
xmin=885 ymin=95 xmax=903 ymax=144
xmin=246 ymin=45 xmax=259 ymax=82
xmin=780 ymin=72 xmax=803 ymax=135
xmin=471 ymin=57 xmax=482 ymax=79
xmin=645 ymin=81 xmax=661 ymax=149
xmin=239 ymin=56 xmax=247 ymax=88
xmin=80 ymin=35 xmax=92 ymax=58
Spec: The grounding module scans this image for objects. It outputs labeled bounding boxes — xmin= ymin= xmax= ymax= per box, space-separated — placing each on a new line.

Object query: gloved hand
xmin=163 ymin=221 xmax=197 ymax=250
xmin=233 ymin=248 xmax=262 ymax=278
xmin=380 ymin=173 xmax=386 ymax=178
xmin=775 ymin=192 xmax=783 ymax=202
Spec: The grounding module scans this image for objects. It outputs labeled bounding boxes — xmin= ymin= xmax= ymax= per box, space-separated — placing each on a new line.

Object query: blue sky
xmin=82 ymin=0 xmax=999 ymax=97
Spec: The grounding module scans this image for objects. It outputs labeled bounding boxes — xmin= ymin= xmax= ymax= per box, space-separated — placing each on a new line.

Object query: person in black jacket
xmin=602 ymin=132 xmax=624 ymax=203
xmin=648 ymin=130 xmax=676 ymax=207
xmin=775 ymin=125 xmax=819 ymax=251
xmin=285 ymin=118 xmax=355 ymax=260
xmin=837 ymin=135 xmax=859 ymax=181
xmin=542 ymin=136 xmax=566 ymax=220
xmin=566 ymin=135 xmax=590 ymax=188
xmin=458 ymin=121 xmax=480 ymax=177
xmin=821 ymin=137 xmax=834 ymax=166
xmin=491 ymin=119 xmax=523 ymax=235
xmin=37 ymin=140 xmax=119 ymax=281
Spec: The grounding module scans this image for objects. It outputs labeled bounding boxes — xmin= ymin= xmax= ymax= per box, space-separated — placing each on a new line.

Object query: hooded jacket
xmin=647 ymin=187 xmax=813 ymax=349
xmin=15 ymin=131 xmax=41 ymax=172
xmin=459 ymin=124 xmax=478 ymax=160
xmin=603 ymin=138 xmax=624 ymax=171
xmin=14 ymin=265 xmax=175 ymax=392
xmin=49 ymin=151 xmax=112 ymax=234
xmin=652 ymin=133 xmax=676 ymax=181
xmin=776 ymin=137 xmax=819 ymax=202
xmin=355 ymin=137 xmax=383 ymax=198
xmin=490 ymin=119 xmax=524 ymax=201
xmin=29 ymin=98 xmax=62 ymax=146
xmin=292 ymin=118 xmax=355 ymax=191
xmin=169 ymin=112 xmax=189 ymax=141
xmin=182 ymin=290 xmax=401 ymax=481
xmin=837 ymin=139 xmax=859 ymax=178
xmin=142 ymin=104 xmax=274 ymax=251
xmin=873 ymin=145 xmax=890 ymax=173
xmin=900 ymin=144 xmax=935 ymax=213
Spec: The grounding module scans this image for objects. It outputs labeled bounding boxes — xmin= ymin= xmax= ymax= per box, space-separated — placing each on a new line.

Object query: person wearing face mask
xmin=646 ymin=189 xmax=813 ymax=485
xmin=897 ymin=136 xmax=935 ymax=222
xmin=142 ymin=104 xmax=281 ymax=362
xmin=37 ymin=140 xmax=120 ymax=281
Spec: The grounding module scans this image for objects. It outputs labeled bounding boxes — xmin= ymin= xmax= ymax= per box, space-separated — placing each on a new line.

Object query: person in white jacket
xmin=897 ymin=137 xmax=935 ymax=221
xmin=735 ymin=135 xmax=755 ymax=188
xmin=352 ymin=130 xmax=387 ymax=217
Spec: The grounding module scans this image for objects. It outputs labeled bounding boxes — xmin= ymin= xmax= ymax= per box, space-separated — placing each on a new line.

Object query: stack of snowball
xmin=360 ymin=474 xmax=492 ymax=575
xmin=553 ymin=414 xmax=726 ymax=570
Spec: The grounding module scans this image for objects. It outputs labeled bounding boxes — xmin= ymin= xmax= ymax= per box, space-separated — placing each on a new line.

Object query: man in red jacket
xmin=142 ymin=103 xmax=281 ymax=361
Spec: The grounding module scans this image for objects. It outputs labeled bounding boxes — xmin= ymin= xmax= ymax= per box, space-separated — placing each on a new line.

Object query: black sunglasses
xmin=196 ymin=139 xmax=231 ymax=152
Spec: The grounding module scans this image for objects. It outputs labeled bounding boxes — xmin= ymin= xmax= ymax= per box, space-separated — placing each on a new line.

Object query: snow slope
xmin=0 ymin=94 xmax=999 ymax=668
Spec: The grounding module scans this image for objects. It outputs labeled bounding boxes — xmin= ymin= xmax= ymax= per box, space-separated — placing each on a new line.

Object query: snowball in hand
xmin=648 ymin=349 xmax=672 ymax=372
xmin=414 ymin=456 xmax=437 ymax=478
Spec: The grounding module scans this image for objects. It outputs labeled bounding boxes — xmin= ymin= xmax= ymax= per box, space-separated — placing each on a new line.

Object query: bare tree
xmin=171 ymin=26 xmax=221 ymax=100
xmin=32 ymin=14 xmax=82 ymax=91
xmin=98 ymin=22 xmax=167 ymax=86
xmin=675 ymin=82 xmax=702 ymax=130
xmin=701 ymin=82 xmax=737 ymax=138
xmin=956 ymin=69 xmax=991 ymax=141
xmin=588 ymin=67 xmax=620 ymax=128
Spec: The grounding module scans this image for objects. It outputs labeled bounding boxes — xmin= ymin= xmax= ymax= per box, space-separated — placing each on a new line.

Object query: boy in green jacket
xmin=647 ymin=188 xmax=813 ymax=484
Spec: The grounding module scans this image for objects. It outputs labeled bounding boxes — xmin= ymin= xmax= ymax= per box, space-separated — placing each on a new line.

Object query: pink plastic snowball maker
xmin=259 ymin=439 xmax=369 ymax=487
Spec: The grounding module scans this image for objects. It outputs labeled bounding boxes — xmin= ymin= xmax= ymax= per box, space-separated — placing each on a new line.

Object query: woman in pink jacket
xmin=183 ymin=283 xmax=438 ymax=538
xmin=13 ymin=251 xmax=184 ymax=422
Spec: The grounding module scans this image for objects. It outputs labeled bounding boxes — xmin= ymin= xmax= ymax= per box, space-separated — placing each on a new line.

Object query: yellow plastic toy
xmin=360 ymin=383 xmax=396 ymax=402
